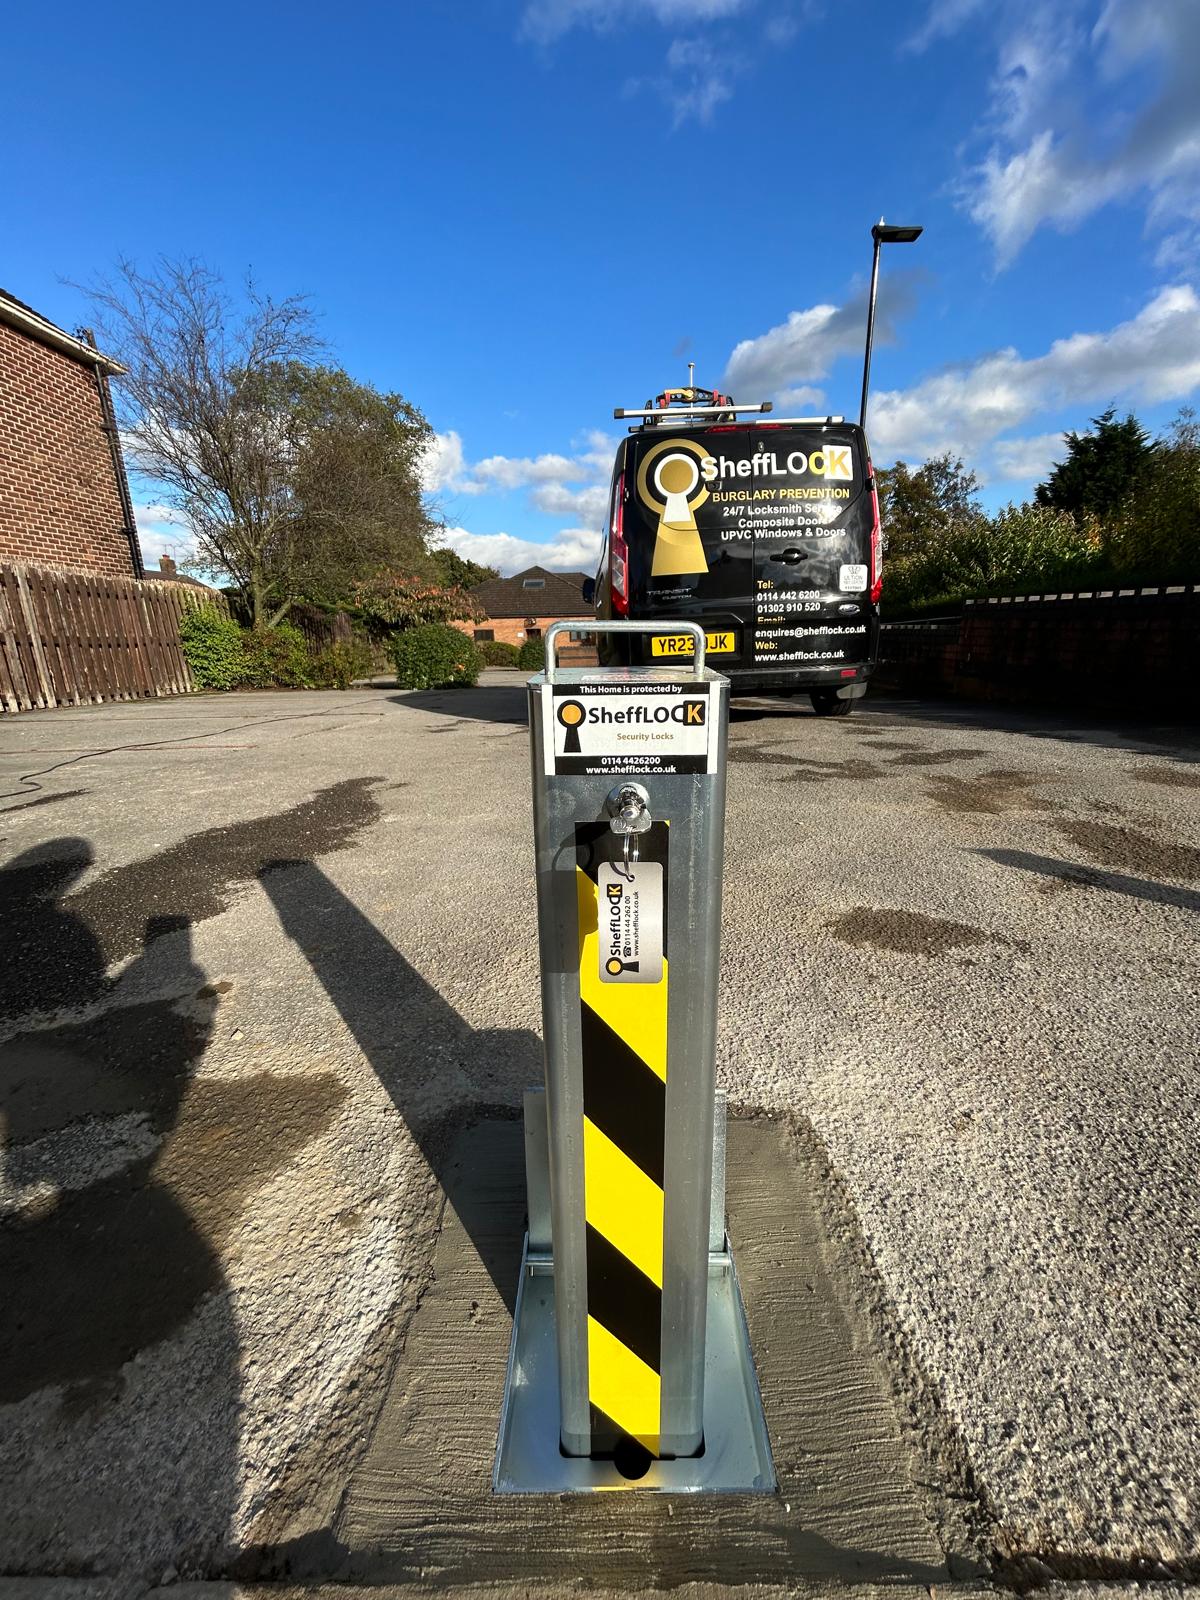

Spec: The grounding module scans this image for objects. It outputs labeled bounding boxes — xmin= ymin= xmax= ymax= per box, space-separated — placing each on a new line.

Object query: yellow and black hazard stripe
xmin=575 ymin=820 xmax=669 ymax=1460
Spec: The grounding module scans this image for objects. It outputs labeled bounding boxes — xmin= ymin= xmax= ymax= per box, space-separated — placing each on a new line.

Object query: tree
xmin=351 ymin=570 xmax=484 ymax=634
xmin=429 ymin=546 xmax=499 ymax=590
xmin=1036 ymin=408 xmax=1154 ymax=523
xmin=875 ymin=453 xmax=985 ymax=561
xmin=1102 ymin=409 xmax=1200 ymax=581
xmin=82 ymin=259 xmax=438 ymax=624
xmin=251 ymin=362 xmax=438 ymax=610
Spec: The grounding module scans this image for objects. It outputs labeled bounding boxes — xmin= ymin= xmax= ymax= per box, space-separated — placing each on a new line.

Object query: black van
xmin=584 ymin=405 xmax=882 ymax=715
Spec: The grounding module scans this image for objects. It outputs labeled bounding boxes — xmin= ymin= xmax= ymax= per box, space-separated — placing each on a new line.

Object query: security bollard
xmin=495 ymin=621 xmax=774 ymax=1493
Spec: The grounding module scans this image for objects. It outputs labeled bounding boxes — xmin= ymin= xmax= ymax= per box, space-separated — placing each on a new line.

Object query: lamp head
xmin=872 ymin=223 xmax=923 ymax=244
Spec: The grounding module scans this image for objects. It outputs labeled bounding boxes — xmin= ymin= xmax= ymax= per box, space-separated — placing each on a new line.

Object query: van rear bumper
xmin=721 ymin=661 xmax=874 ymax=696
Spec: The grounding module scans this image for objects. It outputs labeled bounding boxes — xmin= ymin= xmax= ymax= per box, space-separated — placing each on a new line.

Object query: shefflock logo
xmin=605 ymin=882 xmax=638 ymax=976
xmin=700 ymin=445 xmax=853 ymax=482
xmin=557 ymin=698 xmax=586 ymax=753
xmin=636 ymin=437 xmax=712 ymax=579
xmin=546 ymin=683 xmax=716 ymax=776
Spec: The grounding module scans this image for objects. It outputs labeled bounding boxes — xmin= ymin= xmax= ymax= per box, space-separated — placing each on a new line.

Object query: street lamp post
xmin=859 ymin=218 xmax=923 ymax=432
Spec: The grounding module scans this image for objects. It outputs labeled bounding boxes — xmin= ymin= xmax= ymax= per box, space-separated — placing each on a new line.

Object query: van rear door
xmin=747 ymin=427 xmax=873 ymax=672
xmin=623 ymin=424 xmax=873 ymax=670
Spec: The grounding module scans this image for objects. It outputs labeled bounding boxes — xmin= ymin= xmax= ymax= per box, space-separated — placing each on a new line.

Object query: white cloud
xmin=420 ymin=429 xmax=472 ymax=494
xmin=424 ymin=432 xmax=599 ymax=498
xmin=471 ymin=452 xmax=586 ymax=490
xmin=904 ymin=0 xmax=988 ymax=52
xmin=944 ymin=0 xmax=1200 ymax=265
xmin=775 ymin=385 xmax=829 ymax=413
xmin=522 ymin=0 xmax=746 ymax=44
xmin=529 ymin=482 xmax=609 ymax=523
xmin=989 ymin=431 xmax=1067 ymax=482
xmin=424 ymin=428 xmax=618 ymax=540
xmin=868 ymin=284 xmax=1200 ymax=463
xmin=723 ymin=277 xmax=918 ymax=398
xmin=443 ymin=526 xmax=603 ymax=576
xmin=133 ymin=502 xmax=192 ymax=568
xmin=660 ymin=38 xmax=737 ymax=126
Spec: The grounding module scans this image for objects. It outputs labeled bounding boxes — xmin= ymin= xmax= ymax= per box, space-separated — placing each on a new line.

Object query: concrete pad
xmin=331 ymin=1115 xmax=978 ymax=1592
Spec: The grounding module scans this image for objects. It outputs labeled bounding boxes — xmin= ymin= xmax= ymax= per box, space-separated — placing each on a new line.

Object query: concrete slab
xmin=332 ymin=1115 xmax=977 ymax=1592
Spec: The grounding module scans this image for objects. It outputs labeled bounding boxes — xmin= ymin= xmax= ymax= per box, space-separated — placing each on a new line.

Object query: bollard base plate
xmin=494 ymin=1239 xmax=775 ymax=1494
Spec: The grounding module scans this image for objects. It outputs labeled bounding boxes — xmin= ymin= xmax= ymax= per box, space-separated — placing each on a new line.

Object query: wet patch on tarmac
xmin=1054 ymin=820 xmax=1200 ymax=882
xmin=887 ymin=748 xmax=991 ymax=768
xmin=1131 ymin=764 xmax=1200 ymax=789
xmin=0 ymin=777 xmax=384 ymax=1021
xmin=728 ymin=746 xmax=886 ymax=784
xmin=828 ymin=906 xmax=993 ymax=957
xmin=925 ymin=770 xmax=1054 ymax=816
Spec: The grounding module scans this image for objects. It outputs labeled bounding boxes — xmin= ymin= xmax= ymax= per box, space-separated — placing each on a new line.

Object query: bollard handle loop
xmin=544 ymin=620 xmax=706 ymax=683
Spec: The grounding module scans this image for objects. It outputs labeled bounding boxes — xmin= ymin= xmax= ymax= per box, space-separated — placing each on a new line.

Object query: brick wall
xmin=456 ymin=612 xmax=592 ymax=647
xmin=0 ymin=322 xmax=137 ymax=577
xmin=878 ymin=589 xmax=1200 ymax=717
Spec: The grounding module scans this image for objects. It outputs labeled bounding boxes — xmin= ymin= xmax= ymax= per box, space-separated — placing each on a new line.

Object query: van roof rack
xmin=613 ymin=401 xmax=774 ymax=421
xmin=614 ymin=367 xmax=771 ymax=425
xmin=614 ymin=387 xmax=774 ymax=425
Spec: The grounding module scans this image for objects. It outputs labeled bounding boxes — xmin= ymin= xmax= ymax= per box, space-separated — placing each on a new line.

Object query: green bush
xmin=883 ymin=505 xmax=1101 ymax=614
xmin=1102 ymin=414 xmax=1200 ymax=583
xmin=308 ymin=638 xmax=375 ymax=689
xmin=390 ymin=624 xmax=482 ymax=690
xmin=240 ymin=623 xmax=312 ymax=689
xmin=178 ymin=605 xmax=246 ymax=690
xmin=517 ymin=635 xmax=546 ymax=671
xmin=476 ymin=638 xmax=520 ymax=667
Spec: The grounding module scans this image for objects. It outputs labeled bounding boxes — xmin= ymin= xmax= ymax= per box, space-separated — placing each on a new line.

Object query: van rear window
xmin=628 ymin=426 xmax=863 ymax=564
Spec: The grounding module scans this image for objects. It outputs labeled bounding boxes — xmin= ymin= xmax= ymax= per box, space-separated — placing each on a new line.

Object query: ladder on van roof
xmin=614 ymin=366 xmax=845 ymax=427
xmin=614 ymin=386 xmax=772 ymax=425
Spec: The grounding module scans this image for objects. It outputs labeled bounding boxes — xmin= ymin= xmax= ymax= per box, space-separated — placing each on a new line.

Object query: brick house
xmin=141 ymin=553 xmax=214 ymax=590
xmin=0 ymin=288 xmax=142 ymax=578
xmin=464 ymin=565 xmax=592 ymax=646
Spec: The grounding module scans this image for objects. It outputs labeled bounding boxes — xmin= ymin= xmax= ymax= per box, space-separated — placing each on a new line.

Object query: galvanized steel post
xmin=495 ymin=620 xmax=773 ymax=1492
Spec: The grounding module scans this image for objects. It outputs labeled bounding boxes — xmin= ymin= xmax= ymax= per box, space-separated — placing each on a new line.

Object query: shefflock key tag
xmin=597 ymin=862 xmax=664 ymax=984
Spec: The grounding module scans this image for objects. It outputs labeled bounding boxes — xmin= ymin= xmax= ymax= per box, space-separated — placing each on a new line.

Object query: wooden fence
xmin=0 ymin=562 xmax=223 ymax=714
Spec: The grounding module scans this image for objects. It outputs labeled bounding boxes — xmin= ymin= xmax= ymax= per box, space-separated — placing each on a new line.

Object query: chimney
xmin=160 ymin=554 xmax=177 ymax=576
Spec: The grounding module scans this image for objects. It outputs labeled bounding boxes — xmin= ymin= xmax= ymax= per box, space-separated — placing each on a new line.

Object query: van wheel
xmin=810 ymin=690 xmax=854 ymax=716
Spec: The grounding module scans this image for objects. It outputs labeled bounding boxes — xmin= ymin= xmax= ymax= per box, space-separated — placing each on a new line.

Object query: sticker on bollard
xmin=543 ymin=681 xmax=717 ymax=776
xmin=577 ymin=821 xmax=669 ymax=1456
xmin=597 ymin=862 xmax=663 ymax=984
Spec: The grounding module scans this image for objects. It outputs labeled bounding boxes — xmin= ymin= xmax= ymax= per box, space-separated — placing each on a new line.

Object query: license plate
xmin=651 ymin=630 xmax=737 ymax=658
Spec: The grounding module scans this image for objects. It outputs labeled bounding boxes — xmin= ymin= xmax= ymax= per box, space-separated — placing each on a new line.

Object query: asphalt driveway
xmin=1 ymin=674 xmax=1198 ymax=1589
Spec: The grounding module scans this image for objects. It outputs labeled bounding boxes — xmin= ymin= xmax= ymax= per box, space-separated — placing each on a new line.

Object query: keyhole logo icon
xmin=557 ymin=698 xmax=585 ymax=753
xmin=636 ymin=438 xmax=710 ymax=578
xmin=656 ymin=452 xmax=699 ymax=527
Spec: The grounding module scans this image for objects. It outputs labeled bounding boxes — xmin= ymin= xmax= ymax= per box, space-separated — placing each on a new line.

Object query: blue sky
xmin=7 ymin=0 xmax=1200 ymax=573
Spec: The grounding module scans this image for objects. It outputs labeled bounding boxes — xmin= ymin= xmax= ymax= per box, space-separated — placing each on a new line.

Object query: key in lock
xmin=606 ymin=782 xmax=652 ymax=871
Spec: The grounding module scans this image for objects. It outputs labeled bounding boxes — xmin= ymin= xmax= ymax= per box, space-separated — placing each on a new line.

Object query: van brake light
xmin=868 ymin=474 xmax=883 ymax=604
xmin=610 ymin=473 xmax=629 ymax=615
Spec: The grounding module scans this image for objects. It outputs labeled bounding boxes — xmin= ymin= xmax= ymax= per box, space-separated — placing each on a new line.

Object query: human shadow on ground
xmin=258 ymin=858 xmax=541 ymax=1313
xmin=978 ymin=847 xmax=1200 ymax=915
xmin=0 ymin=840 xmax=236 ymax=1577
